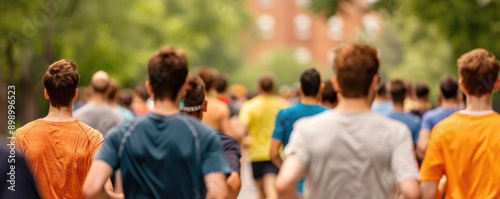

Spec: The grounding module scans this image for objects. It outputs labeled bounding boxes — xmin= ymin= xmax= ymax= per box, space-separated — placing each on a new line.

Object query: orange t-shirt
xmin=420 ymin=112 xmax=500 ymax=198
xmin=15 ymin=119 xmax=103 ymax=199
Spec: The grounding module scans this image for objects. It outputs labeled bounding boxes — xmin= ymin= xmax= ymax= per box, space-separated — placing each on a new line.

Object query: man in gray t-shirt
xmin=276 ymin=43 xmax=420 ymax=199
xmin=74 ymin=71 xmax=122 ymax=135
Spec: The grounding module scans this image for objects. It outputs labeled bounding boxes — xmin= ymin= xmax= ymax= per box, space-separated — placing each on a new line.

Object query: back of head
xmin=118 ymin=89 xmax=134 ymax=108
xmin=458 ymin=48 xmax=500 ymax=96
xmin=43 ymin=59 xmax=80 ymax=108
xmin=333 ymin=43 xmax=380 ymax=98
xmin=300 ymin=68 xmax=322 ymax=97
xmin=148 ymin=46 xmax=188 ymax=101
xmin=91 ymin=71 xmax=110 ymax=94
xmin=134 ymin=85 xmax=150 ymax=101
xmin=197 ymin=67 xmax=216 ymax=93
xmin=215 ymin=73 xmax=228 ymax=94
xmin=107 ymin=80 xmax=119 ymax=101
xmin=376 ymin=79 xmax=387 ymax=97
xmin=414 ymin=82 xmax=430 ymax=99
xmin=321 ymin=80 xmax=338 ymax=104
xmin=258 ymin=73 xmax=276 ymax=94
xmin=183 ymin=75 xmax=206 ymax=114
xmin=439 ymin=75 xmax=459 ymax=99
xmin=389 ymin=79 xmax=407 ymax=104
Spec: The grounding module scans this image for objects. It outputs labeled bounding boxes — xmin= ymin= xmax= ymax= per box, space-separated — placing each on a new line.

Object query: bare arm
xmin=226 ymin=172 xmax=241 ymax=199
xmin=420 ymin=181 xmax=438 ymax=199
xmin=275 ymin=155 xmax=305 ymax=199
xmin=398 ymin=180 xmax=421 ymax=199
xmin=204 ymin=172 xmax=228 ymax=199
xmin=416 ymin=129 xmax=430 ymax=159
xmin=269 ymin=139 xmax=283 ymax=168
xmin=83 ymin=160 xmax=122 ymax=199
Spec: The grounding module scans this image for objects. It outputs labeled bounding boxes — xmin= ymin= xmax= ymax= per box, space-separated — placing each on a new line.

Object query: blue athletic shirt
xmin=271 ymin=103 xmax=328 ymax=193
xmin=421 ymin=106 xmax=461 ymax=131
xmin=95 ymin=113 xmax=230 ymax=199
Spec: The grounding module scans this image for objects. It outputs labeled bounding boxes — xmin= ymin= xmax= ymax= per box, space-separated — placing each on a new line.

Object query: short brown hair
xmin=458 ymin=49 xmax=500 ymax=96
xmin=333 ymin=43 xmax=379 ymax=98
xmin=197 ymin=67 xmax=216 ymax=92
xmin=389 ymin=79 xmax=407 ymax=104
xmin=148 ymin=46 xmax=188 ymax=101
xmin=42 ymin=59 xmax=80 ymax=108
xmin=107 ymin=80 xmax=118 ymax=101
xmin=259 ymin=73 xmax=276 ymax=93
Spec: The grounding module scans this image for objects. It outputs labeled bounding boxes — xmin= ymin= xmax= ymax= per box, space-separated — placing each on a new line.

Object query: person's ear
xmin=331 ymin=76 xmax=340 ymax=93
xmin=44 ymin=89 xmax=50 ymax=100
xmin=317 ymin=83 xmax=325 ymax=98
xmin=298 ymin=84 xmax=303 ymax=95
xmin=145 ymin=81 xmax=154 ymax=98
xmin=202 ymin=100 xmax=208 ymax=112
xmin=458 ymin=79 xmax=469 ymax=95
xmin=371 ymin=75 xmax=380 ymax=91
xmin=73 ymin=88 xmax=79 ymax=100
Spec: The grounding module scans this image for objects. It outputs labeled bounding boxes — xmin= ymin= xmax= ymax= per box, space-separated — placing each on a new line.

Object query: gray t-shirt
xmin=285 ymin=110 xmax=419 ymax=199
xmin=74 ymin=103 xmax=122 ymax=135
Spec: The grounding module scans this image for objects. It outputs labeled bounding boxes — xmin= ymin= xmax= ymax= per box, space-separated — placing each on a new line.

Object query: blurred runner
xmin=420 ymin=48 xmax=500 ymax=199
xmin=416 ymin=76 xmax=460 ymax=159
xmin=321 ymin=79 xmax=338 ymax=109
xmin=388 ymin=79 xmax=421 ymax=148
xmin=83 ymin=46 xmax=230 ymax=199
xmin=198 ymin=67 xmax=235 ymax=138
xmin=269 ymin=68 xmax=327 ymax=194
xmin=15 ymin=60 xmax=105 ymax=199
xmin=410 ymin=82 xmax=431 ymax=118
xmin=276 ymin=43 xmax=420 ymax=199
xmin=239 ymin=73 xmax=286 ymax=199
xmin=181 ymin=75 xmax=242 ymax=199
xmin=371 ymin=79 xmax=392 ymax=115
xmin=74 ymin=70 xmax=122 ymax=135
xmin=107 ymin=80 xmax=135 ymax=123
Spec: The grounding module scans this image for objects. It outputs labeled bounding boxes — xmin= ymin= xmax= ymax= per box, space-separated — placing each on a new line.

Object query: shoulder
xmin=15 ymin=120 xmax=40 ymax=138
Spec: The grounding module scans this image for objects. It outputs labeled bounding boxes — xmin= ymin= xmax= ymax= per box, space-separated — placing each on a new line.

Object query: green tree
xmin=0 ymin=0 xmax=249 ymax=126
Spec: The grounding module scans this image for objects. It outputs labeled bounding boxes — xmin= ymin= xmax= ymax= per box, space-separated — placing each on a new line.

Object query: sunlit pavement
xmin=238 ymin=150 xmax=258 ymax=199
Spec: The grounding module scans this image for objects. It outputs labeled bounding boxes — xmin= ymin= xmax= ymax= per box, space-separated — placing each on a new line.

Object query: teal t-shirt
xmin=95 ymin=113 xmax=230 ymax=199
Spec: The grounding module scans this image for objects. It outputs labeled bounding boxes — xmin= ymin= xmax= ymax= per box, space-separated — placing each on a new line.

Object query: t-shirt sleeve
xmin=420 ymin=112 xmax=433 ymax=131
xmin=391 ymin=125 xmax=419 ymax=183
xmin=271 ymin=110 xmax=285 ymax=141
xmin=94 ymin=126 xmax=123 ymax=171
xmin=238 ymin=104 xmax=251 ymax=126
xmin=223 ymin=137 xmax=242 ymax=173
xmin=89 ymin=129 xmax=104 ymax=157
xmin=201 ymin=130 xmax=232 ymax=176
xmin=419 ymin=125 xmax=445 ymax=181
xmin=284 ymin=121 xmax=310 ymax=167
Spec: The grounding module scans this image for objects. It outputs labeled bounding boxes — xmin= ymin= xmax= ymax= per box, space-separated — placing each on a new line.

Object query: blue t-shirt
xmin=271 ymin=103 xmax=327 ymax=193
xmin=421 ymin=106 xmax=461 ymax=131
xmin=371 ymin=100 xmax=393 ymax=116
xmin=388 ymin=112 xmax=421 ymax=146
xmin=272 ymin=103 xmax=328 ymax=146
xmin=95 ymin=113 xmax=231 ymax=199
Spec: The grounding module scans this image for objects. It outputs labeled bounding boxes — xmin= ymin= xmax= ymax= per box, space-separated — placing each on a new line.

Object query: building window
xmin=363 ymin=15 xmax=380 ymax=38
xmin=259 ymin=0 xmax=273 ymax=8
xmin=327 ymin=16 xmax=343 ymax=41
xmin=294 ymin=14 xmax=312 ymax=40
xmin=295 ymin=0 xmax=311 ymax=7
xmin=256 ymin=14 xmax=276 ymax=40
xmin=295 ymin=47 xmax=312 ymax=64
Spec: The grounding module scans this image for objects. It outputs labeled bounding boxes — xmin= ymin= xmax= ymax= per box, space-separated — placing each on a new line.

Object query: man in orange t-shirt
xmin=420 ymin=49 xmax=500 ymax=199
xmin=15 ymin=60 xmax=104 ymax=199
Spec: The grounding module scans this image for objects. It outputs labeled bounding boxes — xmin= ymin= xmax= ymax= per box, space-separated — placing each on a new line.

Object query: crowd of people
xmin=1 ymin=43 xmax=500 ymax=199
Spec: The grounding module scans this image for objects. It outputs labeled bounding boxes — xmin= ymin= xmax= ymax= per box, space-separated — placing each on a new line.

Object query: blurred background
xmin=1 ymin=0 xmax=500 ymax=125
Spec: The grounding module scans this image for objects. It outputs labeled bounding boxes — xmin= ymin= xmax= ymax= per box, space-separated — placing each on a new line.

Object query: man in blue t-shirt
xmin=83 ymin=47 xmax=231 ymax=199
xmin=387 ymin=79 xmax=421 ymax=147
xmin=416 ymin=75 xmax=461 ymax=160
xmin=270 ymin=68 xmax=328 ymax=193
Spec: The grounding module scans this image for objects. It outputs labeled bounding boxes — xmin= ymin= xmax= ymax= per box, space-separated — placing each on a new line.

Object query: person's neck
xmin=441 ymin=99 xmax=458 ymax=109
xmin=108 ymin=101 xmax=118 ymax=108
xmin=89 ymin=95 xmax=107 ymax=104
xmin=259 ymin=92 xmax=274 ymax=97
xmin=301 ymin=96 xmax=320 ymax=105
xmin=392 ymin=103 xmax=405 ymax=112
xmin=414 ymin=99 xmax=428 ymax=110
xmin=374 ymin=96 xmax=387 ymax=102
xmin=465 ymin=94 xmax=493 ymax=112
xmin=152 ymin=99 xmax=180 ymax=116
xmin=336 ymin=96 xmax=371 ymax=113
xmin=43 ymin=106 xmax=74 ymax=122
